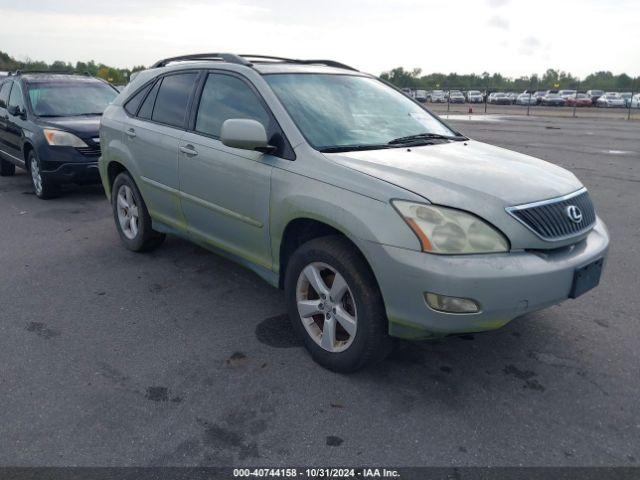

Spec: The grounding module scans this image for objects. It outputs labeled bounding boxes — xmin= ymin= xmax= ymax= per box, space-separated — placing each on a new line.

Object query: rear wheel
xmin=28 ymin=150 xmax=58 ymax=199
xmin=112 ymin=172 xmax=165 ymax=252
xmin=285 ymin=236 xmax=392 ymax=373
xmin=0 ymin=157 xmax=15 ymax=176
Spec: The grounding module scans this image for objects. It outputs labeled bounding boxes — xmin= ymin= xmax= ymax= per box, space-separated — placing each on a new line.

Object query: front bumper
xmin=361 ymin=218 xmax=609 ymax=339
xmin=37 ymin=144 xmax=102 ymax=185
xmin=41 ymin=162 xmax=101 ymax=184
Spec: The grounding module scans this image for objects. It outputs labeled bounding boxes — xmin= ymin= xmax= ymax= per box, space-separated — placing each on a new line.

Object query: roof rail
xmin=240 ymin=54 xmax=358 ymax=72
xmin=151 ymin=53 xmax=252 ymax=69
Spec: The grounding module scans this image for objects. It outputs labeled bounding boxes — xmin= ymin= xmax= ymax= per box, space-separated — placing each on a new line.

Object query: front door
xmin=6 ymin=80 xmax=28 ymax=160
xmin=179 ymin=72 xmax=275 ymax=269
xmin=0 ymin=81 xmax=13 ymax=158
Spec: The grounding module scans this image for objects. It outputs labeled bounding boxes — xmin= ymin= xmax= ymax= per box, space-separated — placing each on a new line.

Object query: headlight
xmin=392 ymin=201 xmax=509 ymax=254
xmin=43 ymin=129 xmax=88 ymax=147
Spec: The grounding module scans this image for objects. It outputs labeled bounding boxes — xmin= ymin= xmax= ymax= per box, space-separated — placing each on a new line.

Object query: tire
xmin=111 ymin=172 xmax=165 ymax=252
xmin=285 ymin=235 xmax=392 ymax=373
xmin=0 ymin=157 xmax=16 ymax=177
xmin=28 ymin=150 xmax=58 ymax=199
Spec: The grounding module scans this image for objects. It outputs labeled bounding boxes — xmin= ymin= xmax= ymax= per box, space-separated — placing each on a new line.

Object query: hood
xmin=36 ymin=115 xmax=101 ymax=138
xmin=324 ymin=140 xmax=582 ymax=212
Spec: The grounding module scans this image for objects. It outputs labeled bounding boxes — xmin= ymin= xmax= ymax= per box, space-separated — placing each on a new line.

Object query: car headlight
xmin=392 ymin=201 xmax=509 ymax=254
xmin=43 ymin=129 xmax=88 ymax=147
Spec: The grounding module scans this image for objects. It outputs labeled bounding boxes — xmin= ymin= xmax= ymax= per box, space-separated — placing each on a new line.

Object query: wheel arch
xmin=105 ymin=160 xmax=129 ymax=198
xmin=22 ymin=141 xmax=36 ymax=171
xmin=277 ymin=217 xmax=377 ymax=291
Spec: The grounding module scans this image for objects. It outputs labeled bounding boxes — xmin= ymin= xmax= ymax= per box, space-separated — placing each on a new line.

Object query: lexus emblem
xmin=566 ymin=205 xmax=583 ymax=224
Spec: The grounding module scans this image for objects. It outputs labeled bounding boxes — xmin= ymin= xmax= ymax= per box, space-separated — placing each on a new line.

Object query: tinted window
xmin=151 ymin=73 xmax=198 ymax=128
xmin=125 ymin=83 xmax=152 ymax=116
xmin=0 ymin=81 xmax=11 ymax=109
xmin=8 ymin=82 xmax=25 ymax=110
xmin=138 ymin=80 xmax=160 ymax=120
xmin=195 ymin=74 xmax=270 ymax=138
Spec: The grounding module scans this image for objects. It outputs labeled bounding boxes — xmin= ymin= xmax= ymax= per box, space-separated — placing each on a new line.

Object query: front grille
xmin=506 ymin=189 xmax=596 ymax=241
xmin=76 ymin=145 xmax=101 ymax=157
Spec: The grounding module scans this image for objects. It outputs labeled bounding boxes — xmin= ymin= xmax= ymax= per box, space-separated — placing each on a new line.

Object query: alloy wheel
xmin=296 ymin=262 xmax=358 ymax=353
xmin=116 ymin=185 xmax=140 ymax=240
xmin=30 ymin=157 xmax=42 ymax=196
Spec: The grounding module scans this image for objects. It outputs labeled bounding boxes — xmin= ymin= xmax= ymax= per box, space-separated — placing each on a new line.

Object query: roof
xmin=19 ymin=73 xmax=104 ymax=83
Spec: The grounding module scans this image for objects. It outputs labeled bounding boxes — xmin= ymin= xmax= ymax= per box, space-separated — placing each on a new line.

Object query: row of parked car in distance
xmin=402 ymin=87 xmax=640 ymax=108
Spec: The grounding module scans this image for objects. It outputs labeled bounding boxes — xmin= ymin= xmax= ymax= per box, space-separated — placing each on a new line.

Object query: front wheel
xmin=112 ymin=172 xmax=165 ymax=252
xmin=285 ymin=236 xmax=392 ymax=372
xmin=28 ymin=151 xmax=58 ymax=199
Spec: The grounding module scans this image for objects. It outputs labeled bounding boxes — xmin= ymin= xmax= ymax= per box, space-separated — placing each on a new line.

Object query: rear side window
xmin=138 ymin=80 xmax=160 ymax=120
xmin=0 ymin=81 xmax=11 ymax=109
xmin=151 ymin=73 xmax=198 ymax=128
xmin=125 ymin=83 xmax=153 ymax=116
xmin=195 ymin=74 xmax=270 ymax=138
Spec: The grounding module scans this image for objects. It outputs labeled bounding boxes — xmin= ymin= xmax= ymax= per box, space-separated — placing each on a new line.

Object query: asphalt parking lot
xmin=1 ymin=115 xmax=639 ymax=467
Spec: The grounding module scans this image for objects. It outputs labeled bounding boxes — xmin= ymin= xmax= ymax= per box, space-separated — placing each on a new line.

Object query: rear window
xmin=124 ymin=83 xmax=153 ymax=116
xmin=151 ymin=73 xmax=198 ymax=128
xmin=138 ymin=80 xmax=160 ymax=120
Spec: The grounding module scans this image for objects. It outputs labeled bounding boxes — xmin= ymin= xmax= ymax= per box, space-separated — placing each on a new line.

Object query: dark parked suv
xmin=0 ymin=72 xmax=118 ymax=198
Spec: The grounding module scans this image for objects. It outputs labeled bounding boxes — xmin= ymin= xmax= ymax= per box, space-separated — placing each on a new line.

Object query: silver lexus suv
xmin=99 ymin=54 xmax=609 ymax=372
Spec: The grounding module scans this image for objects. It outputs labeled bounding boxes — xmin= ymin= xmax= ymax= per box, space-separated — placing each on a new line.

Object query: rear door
xmin=124 ymin=71 xmax=200 ymax=230
xmin=179 ymin=72 xmax=277 ymax=269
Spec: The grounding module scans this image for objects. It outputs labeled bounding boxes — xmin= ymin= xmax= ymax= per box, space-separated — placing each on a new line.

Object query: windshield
xmin=27 ymin=80 xmax=118 ymax=117
xmin=468 ymin=91 xmax=481 ymax=95
xmin=265 ymin=74 xmax=455 ymax=150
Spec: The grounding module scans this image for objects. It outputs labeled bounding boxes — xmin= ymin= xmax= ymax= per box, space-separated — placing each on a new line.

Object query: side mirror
xmin=220 ymin=119 xmax=275 ymax=153
xmin=8 ymin=105 xmax=22 ymax=117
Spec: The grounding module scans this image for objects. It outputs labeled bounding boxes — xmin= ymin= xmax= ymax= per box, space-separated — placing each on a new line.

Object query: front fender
xmin=270 ymin=167 xmax=420 ymax=273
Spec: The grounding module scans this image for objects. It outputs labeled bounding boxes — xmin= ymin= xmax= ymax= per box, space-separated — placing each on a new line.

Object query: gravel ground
xmin=0 ymin=114 xmax=638 ymax=467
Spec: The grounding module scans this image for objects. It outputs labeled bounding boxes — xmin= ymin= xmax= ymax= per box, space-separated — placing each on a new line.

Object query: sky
xmin=0 ymin=0 xmax=639 ymax=78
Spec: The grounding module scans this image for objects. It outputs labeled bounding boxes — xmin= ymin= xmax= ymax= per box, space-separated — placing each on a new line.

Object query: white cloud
xmin=486 ymin=0 xmax=510 ymax=7
xmin=487 ymin=15 xmax=510 ymax=30
xmin=0 ymin=0 xmax=638 ymax=78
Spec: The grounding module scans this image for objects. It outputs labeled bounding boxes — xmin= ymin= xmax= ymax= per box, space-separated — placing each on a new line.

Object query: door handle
xmin=179 ymin=145 xmax=198 ymax=156
xmin=126 ymin=128 xmax=136 ymax=138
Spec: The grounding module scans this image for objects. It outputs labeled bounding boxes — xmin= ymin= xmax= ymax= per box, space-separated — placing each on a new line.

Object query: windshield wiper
xmin=319 ymin=144 xmax=394 ymax=153
xmin=388 ymin=133 xmax=468 ymax=145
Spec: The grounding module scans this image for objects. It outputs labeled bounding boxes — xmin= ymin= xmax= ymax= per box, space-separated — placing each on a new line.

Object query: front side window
xmin=0 ymin=81 xmax=11 ymax=109
xmin=265 ymin=74 xmax=455 ymax=150
xmin=26 ymin=79 xmax=117 ymax=117
xmin=8 ymin=82 xmax=25 ymax=110
xmin=151 ymin=73 xmax=198 ymax=128
xmin=195 ymin=73 xmax=270 ymax=138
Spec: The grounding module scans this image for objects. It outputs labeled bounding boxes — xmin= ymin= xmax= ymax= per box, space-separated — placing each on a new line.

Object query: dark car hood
xmin=36 ymin=115 xmax=101 ymax=138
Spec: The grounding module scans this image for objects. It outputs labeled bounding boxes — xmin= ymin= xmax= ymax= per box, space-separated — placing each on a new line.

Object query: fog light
xmin=424 ymin=292 xmax=480 ymax=314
